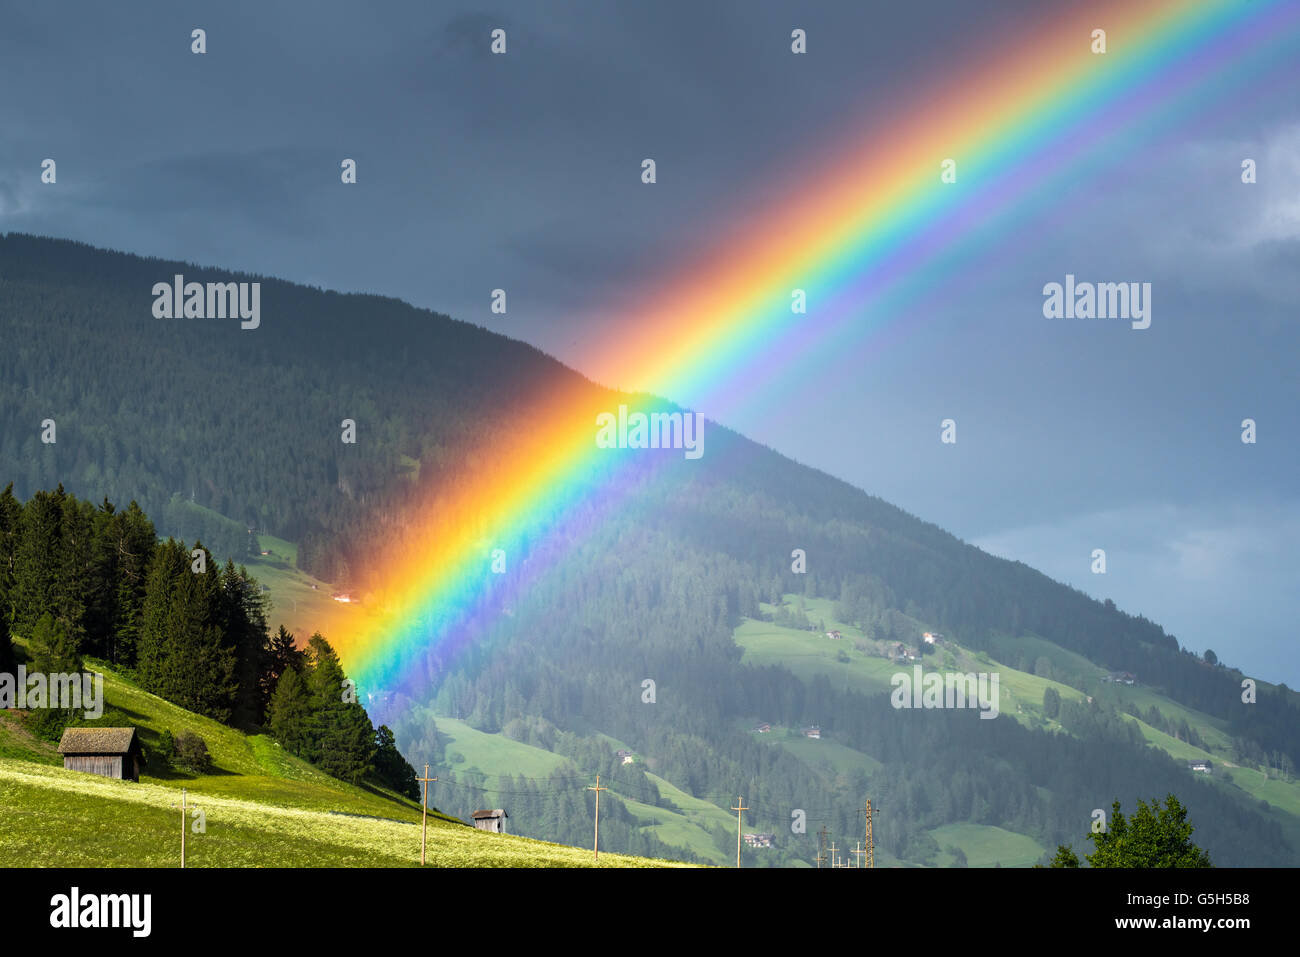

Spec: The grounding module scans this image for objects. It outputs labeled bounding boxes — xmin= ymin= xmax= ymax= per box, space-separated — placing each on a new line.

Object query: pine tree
xmin=136 ymin=539 xmax=188 ymax=685
xmin=302 ymin=633 xmax=375 ymax=782
xmin=81 ymin=498 xmax=121 ymax=660
xmin=1043 ymin=686 xmax=1061 ymax=720
xmin=13 ymin=488 xmax=63 ymax=636
xmin=326 ymin=702 xmax=376 ymax=784
xmin=109 ymin=501 xmax=157 ymax=666
xmin=268 ymin=665 xmax=312 ymax=757
xmin=30 ymin=612 xmax=81 ymax=673
xmin=373 ymin=724 xmax=418 ymax=799
xmin=262 ymin=625 xmax=303 ymax=703
xmin=1047 ymin=844 xmax=1080 ymax=867
xmin=136 ymin=540 xmax=237 ymax=721
xmin=53 ymin=490 xmax=93 ymax=648
xmin=219 ymin=560 xmax=270 ymax=728
xmin=0 ymin=483 xmax=20 ymax=623
xmin=0 ymin=609 xmax=15 ymax=676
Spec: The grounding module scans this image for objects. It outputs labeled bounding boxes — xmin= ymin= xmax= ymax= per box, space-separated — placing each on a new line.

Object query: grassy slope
xmin=930 ymin=824 xmax=1047 ymax=868
xmin=244 ymin=538 xmax=375 ymax=645
xmin=738 ymin=597 xmax=1271 ymax=765
xmin=159 ymin=502 xmax=375 ymax=652
xmin=0 ymin=759 xmax=684 ymax=867
xmin=430 ymin=717 xmax=736 ymax=865
xmin=748 ymin=724 xmax=883 ymax=779
xmin=139 ymin=527 xmax=726 ymax=865
xmin=733 ymin=595 xmax=1300 ymax=864
xmin=437 ymin=716 xmax=570 ymax=780
xmin=0 ymin=641 xmax=685 ymax=867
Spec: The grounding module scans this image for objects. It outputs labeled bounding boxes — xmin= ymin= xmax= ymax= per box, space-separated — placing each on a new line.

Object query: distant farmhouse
xmin=1102 ymin=671 xmax=1138 ymax=685
xmin=752 ymin=722 xmax=772 ymax=734
xmin=616 ymin=749 xmax=635 ymax=765
xmin=471 ymin=809 xmax=509 ymax=834
xmin=743 ymin=833 xmax=776 ymax=849
xmin=802 ymin=726 xmax=821 ymax=740
xmin=923 ymin=632 xmax=944 ymax=645
xmin=825 ymin=630 xmax=843 ymax=640
xmin=58 ymin=727 xmax=143 ymax=782
xmin=1188 ymin=760 xmax=1212 ymax=774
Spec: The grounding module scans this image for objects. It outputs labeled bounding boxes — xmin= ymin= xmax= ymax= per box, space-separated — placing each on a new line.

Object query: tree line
xmin=0 ymin=484 xmax=415 ymax=799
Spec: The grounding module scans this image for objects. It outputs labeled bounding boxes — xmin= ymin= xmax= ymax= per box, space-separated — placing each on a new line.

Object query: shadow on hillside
xmin=143 ymin=763 xmax=238 ymax=781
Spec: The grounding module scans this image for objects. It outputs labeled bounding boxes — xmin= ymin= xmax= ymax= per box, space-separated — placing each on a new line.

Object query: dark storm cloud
xmin=441 ymin=12 xmax=509 ymax=57
xmin=82 ymin=149 xmax=329 ymax=238
xmin=1 ymin=0 xmax=1297 ymax=682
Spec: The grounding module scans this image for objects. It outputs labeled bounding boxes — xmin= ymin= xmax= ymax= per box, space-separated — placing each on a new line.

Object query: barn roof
xmin=57 ymin=727 xmax=139 ymax=755
xmin=471 ymin=809 xmax=508 ymax=819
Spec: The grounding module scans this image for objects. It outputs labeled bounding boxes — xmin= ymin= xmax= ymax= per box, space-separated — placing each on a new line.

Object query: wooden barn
xmin=471 ymin=809 xmax=509 ymax=834
xmin=57 ymin=727 xmax=144 ymax=782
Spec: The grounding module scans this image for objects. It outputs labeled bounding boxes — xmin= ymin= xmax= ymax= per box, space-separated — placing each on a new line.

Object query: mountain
xmin=2 ymin=232 xmax=1298 ymax=866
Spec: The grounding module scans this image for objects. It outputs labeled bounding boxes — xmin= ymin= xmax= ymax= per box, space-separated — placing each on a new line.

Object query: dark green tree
xmin=1043 ymin=686 xmax=1061 ymax=720
xmin=268 ymin=665 xmax=312 ymax=757
xmin=373 ymin=725 xmax=419 ymax=799
xmin=155 ymin=729 xmax=175 ymax=770
xmin=104 ymin=501 xmax=156 ymax=666
xmin=0 ymin=483 xmax=21 ymax=623
xmin=13 ymin=488 xmax=65 ymax=636
xmin=303 ymin=632 xmax=347 ymax=762
xmin=323 ymin=702 xmax=377 ymax=784
xmin=136 ymin=540 xmax=237 ymax=721
xmin=0 ymin=610 xmax=16 ymax=676
xmin=300 ymin=633 xmax=376 ymax=783
xmin=218 ymin=560 xmax=270 ymax=728
xmin=262 ymin=625 xmax=303 ymax=708
xmin=1048 ymin=844 xmax=1080 ymax=867
xmin=29 ymin=611 xmax=81 ymax=673
xmin=173 ymin=731 xmax=212 ymax=772
xmin=1086 ymin=795 xmax=1211 ymax=868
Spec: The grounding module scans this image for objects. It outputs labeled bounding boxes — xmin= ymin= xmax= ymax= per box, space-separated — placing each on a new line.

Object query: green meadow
xmin=729 ymin=596 xmax=1300 ymax=866
xmin=0 ymin=758 xmax=684 ymax=867
xmin=0 ymin=639 xmax=688 ymax=868
xmin=929 ymin=823 xmax=1047 ymax=868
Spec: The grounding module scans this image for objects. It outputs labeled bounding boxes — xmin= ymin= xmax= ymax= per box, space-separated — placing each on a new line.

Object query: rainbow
xmin=317 ymin=0 xmax=1300 ymax=706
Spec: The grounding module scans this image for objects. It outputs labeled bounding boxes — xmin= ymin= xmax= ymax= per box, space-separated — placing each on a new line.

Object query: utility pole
xmin=587 ymin=774 xmax=608 ymax=861
xmin=417 ymin=765 xmax=439 ymax=865
xmin=730 ymin=796 xmax=749 ymax=868
xmin=816 ymin=826 xmax=829 ymax=868
xmin=169 ymin=788 xmax=192 ymax=868
xmin=859 ymin=799 xmax=881 ymax=869
xmin=828 ymin=841 xmax=839 ymax=869
xmin=851 ymin=841 xmax=865 ymax=868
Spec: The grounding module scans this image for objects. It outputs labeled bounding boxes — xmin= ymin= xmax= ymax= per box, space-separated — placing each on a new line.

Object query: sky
xmin=0 ymin=0 xmax=1296 ymax=684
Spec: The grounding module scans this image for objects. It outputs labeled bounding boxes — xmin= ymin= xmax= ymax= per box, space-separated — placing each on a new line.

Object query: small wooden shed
xmin=57 ymin=727 xmax=144 ymax=782
xmin=471 ymin=809 xmax=509 ymax=834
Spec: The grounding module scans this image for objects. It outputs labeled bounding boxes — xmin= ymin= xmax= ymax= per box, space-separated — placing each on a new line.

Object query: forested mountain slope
xmin=2 ymin=233 xmax=1297 ymax=866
